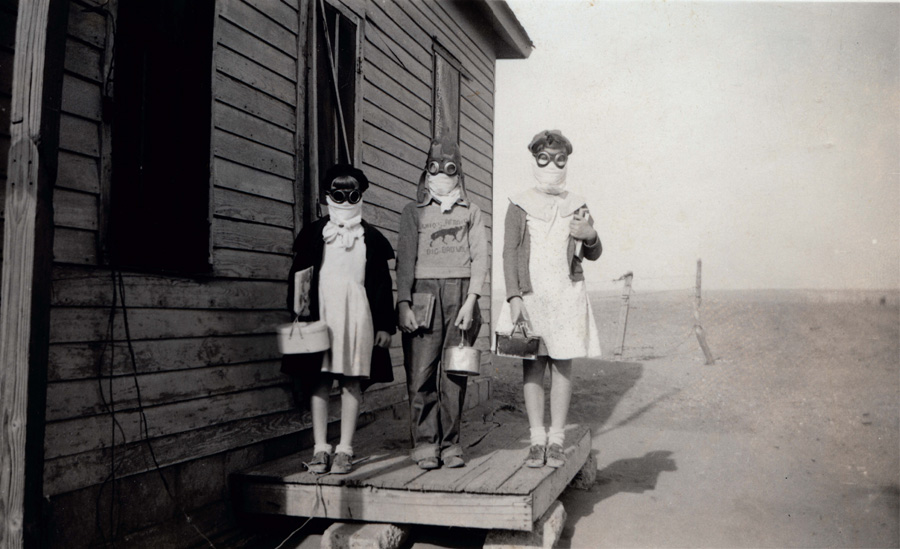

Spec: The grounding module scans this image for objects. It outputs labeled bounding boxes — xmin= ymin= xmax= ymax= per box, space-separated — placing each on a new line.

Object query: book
xmin=293 ymin=267 xmax=313 ymax=316
xmin=411 ymin=292 xmax=436 ymax=330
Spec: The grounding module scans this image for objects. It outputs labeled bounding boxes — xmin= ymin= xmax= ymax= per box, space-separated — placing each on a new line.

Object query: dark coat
xmin=281 ymin=217 xmax=396 ymax=390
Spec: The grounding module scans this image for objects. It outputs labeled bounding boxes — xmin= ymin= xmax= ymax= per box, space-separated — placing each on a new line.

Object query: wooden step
xmin=231 ymin=410 xmax=591 ymax=531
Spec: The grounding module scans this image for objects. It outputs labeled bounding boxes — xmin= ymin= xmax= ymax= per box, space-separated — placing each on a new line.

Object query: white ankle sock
xmin=335 ymin=444 xmax=354 ymax=456
xmin=547 ymin=427 xmax=565 ymax=447
xmin=313 ymin=443 xmax=332 ymax=455
xmin=530 ymin=427 xmax=547 ymax=447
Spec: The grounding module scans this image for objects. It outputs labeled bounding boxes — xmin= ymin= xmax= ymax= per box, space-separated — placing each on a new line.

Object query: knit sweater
xmin=502 ymin=189 xmax=602 ymax=301
xmin=396 ymin=193 xmax=489 ymax=303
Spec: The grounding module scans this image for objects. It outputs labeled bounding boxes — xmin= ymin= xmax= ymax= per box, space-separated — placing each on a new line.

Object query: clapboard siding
xmin=30 ymin=1 xmax=516 ymax=544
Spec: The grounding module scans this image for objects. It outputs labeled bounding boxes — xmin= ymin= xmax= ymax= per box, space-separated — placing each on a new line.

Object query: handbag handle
xmin=510 ymin=319 xmax=530 ymax=338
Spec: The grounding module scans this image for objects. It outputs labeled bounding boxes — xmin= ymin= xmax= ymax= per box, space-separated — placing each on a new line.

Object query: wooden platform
xmin=231 ymin=411 xmax=591 ymax=531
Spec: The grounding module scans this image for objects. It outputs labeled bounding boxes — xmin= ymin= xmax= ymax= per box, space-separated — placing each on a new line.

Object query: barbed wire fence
xmin=589 ymin=259 xmax=716 ymax=364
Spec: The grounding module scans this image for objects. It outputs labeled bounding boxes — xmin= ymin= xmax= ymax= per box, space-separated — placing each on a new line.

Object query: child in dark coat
xmin=282 ymin=164 xmax=395 ymax=474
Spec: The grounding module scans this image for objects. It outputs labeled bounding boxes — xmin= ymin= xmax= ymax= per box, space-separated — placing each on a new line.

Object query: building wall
xmin=40 ymin=0 xmax=499 ymax=545
xmin=0 ymin=0 xmax=16 ymax=273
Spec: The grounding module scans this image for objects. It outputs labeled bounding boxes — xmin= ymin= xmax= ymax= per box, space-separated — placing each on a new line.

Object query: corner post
xmin=0 ymin=0 xmax=70 ymax=546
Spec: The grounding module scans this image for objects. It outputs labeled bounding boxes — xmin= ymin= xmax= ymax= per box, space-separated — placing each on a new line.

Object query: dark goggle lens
xmin=426 ymin=160 xmax=458 ymax=176
xmin=328 ymin=189 xmax=361 ymax=204
xmin=536 ymin=152 xmax=567 ymax=168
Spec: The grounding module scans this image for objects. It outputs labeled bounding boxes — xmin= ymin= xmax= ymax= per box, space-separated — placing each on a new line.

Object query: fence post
xmin=613 ymin=272 xmax=633 ymax=359
xmin=692 ymin=259 xmax=715 ymax=365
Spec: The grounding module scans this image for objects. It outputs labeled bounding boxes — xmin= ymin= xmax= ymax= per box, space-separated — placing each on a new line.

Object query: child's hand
xmin=570 ymin=210 xmax=597 ymax=242
xmin=454 ymin=296 xmax=477 ymax=331
xmin=398 ymin=301 xmax=418 ymax=333
xmin=374 ymin=331 xmax=391 ymax=348
xmin=509 ymin=296 xmax=526 ymax=325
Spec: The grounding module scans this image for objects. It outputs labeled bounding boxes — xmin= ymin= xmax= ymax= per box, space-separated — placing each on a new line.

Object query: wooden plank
xmin=66 ymin=1 xmax=106 ymax=47
xmin=1 ymin=0 xmax=70 ymax=544
xmin=362 ymin=121 xmax=429 ymax=172
xmin=461 ymin=93 xmax=493 ymax=137
xmin=214 ymin=101 xmax=294 ymax=154
xmin=52 ymin=227 xmax=96 ymax=264
xmin=62 ymin=38 xmax=101 ymax=82
xmin=218 ymin=17 xmax=296 ymax=82
xmin=216 ymin=45 xmax=296 ymax=106
xmin=460 ymin=111 xmax=493 ymax=151
xmin=219 ymin=0 xmax=297 ymax=57
xmin=50 ymin=267 xmax=286 ymax=309
xmin=461 ymin=78 xmax=494 ymax=126
xmin=44 ymin=385 xmax=294 ymax=459
xmin=460 ymin=139 xmax=492 ymax=175
xmin=362 ymin=50 xmax=431 ymax=106
xmin=426 ymin=0 xmax=496 ymax=81
xmin=519 ymin=427 xmax=591 ymax=522
xmin=56 ymin=151 xmax=98 ymax=193
xmin=364 ymin=4 xmax=431 ymax=84
xmin=362 ymin=202 xmax=400 ymax=234
xmin=242 ymin=0 xmax=298 ymax=34
xmin=49 ymin=308 xmax=288 ymax=344
xmin=215 ymin=72 xmax=296 ymax=132
xmin=214 ymin=187 xmax=294 ymax=228
xmin=214 ymin=129 xmax=295 ymax=179
xmin=48 ymin=333 xmax=281 ymax=381
xmin=52 ymin=188 xmax=96 ymax=229
xmin=58 ymin=113 xmax=98 ymax=156
xmin=363 ymin=81 xmax=431 ymax=137
xmin=46 ymin=360 xmax=287 ymax=421
xmin=214 ymin=157 xmax=294 ymax=203
xmin=213 ymin=247 xmax=292 ymax=280
xmin=362 ymin=145 xmax=422 ymax=193
xmin=236 ymin=482 xmax=532 ymax=531
xmin=213 ymin=217 xmax=294 ymax=254
xmin=362 ymin=183 xmax=412 ymax=218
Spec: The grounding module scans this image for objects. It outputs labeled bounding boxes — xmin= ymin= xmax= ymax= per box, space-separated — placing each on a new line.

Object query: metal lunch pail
xmin=444 ymin=329 xmax=481 ymax=376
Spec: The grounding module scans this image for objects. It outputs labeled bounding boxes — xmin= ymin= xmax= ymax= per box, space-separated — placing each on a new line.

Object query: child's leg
xmin=311 ymin=375 xmax=332 ymax=450
xmin=547 ymin=359 xmax=573 ymax=447
xmin=336 ymin=377 xmax=361 ymax=455
xmin=522 ymin=357 xmax=549 ymax=446
xmin=402 ymin=280 xmax=442 ymax=463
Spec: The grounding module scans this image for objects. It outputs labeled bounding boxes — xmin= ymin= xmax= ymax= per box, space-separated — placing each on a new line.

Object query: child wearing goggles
xmin=396 ymin=137 xmax=488 ymax=470
xmin=282 ymin=164 xmax=396 ymax=475
xmin=498 ymin=129 xmax=602 ymax=469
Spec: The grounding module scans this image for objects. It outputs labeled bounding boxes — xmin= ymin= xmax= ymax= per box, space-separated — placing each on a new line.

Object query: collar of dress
xmin=510 ymin=187 xmax=585 ymax=222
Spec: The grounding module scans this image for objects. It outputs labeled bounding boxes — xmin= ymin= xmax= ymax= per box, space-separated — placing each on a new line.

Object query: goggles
xmin=426 ymin=160 xmax=458 ymax=176
xmin=326 ymin=188 xmax=362 ymax=204
xmin=535 ymin=151 xmax=568 ymax=169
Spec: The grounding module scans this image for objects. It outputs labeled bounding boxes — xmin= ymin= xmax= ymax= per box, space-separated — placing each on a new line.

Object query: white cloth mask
xmin=427 ymin=174 xmax=461 ymax=212
xmin=324 ymin=196 xmax=363 ymax=248
xmin=532 ymin=163 xmax=568 ymax=195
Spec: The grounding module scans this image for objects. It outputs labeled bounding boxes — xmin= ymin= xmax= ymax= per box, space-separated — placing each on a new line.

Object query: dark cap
xmin=320 ymin=164 xmax=369 ymax=202
xmin=528 ymin=130 xmax=573 ymax=156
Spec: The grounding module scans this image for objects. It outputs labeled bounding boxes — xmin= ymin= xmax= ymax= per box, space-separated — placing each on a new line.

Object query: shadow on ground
xmin=559 ymin=450 xmax=678 ymax=546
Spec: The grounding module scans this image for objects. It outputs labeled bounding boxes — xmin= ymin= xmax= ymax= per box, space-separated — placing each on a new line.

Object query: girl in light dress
xmin=498 ymin=130 xmax=602 ymax=468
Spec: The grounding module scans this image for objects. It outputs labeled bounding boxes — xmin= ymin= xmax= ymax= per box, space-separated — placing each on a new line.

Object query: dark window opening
xmin=310 ymin=0 xmax=359 ymax=210
xmin=109 ymin=0 xmax=214 ymax=273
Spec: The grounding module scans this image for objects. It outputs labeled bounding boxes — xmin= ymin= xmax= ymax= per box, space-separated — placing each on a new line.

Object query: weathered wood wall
xmin=40 ymin=0 xmax=501 ymax=545
xmin=0 ymin=0 xmax=16 ymax=271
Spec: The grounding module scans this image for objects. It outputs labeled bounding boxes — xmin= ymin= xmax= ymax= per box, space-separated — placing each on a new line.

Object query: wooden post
xmin=692 ymin=259 xmax=715 ymax=365
xmin=613 ymin=272 xmax=633 ymax=359
xmin=0 ymin=0 xmax=69 ymax=547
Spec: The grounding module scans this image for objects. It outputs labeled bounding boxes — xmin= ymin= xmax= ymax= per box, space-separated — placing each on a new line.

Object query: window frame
xmin=307 ymin=0 xmax=365 ymax=218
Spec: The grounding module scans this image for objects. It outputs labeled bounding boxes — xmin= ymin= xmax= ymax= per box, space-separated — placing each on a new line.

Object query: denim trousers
xmin=402 ymin=278 xmax=481 ymax=461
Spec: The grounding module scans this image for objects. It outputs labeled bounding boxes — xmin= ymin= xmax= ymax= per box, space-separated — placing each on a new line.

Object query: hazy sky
xmin=492 ymin=1 xmax=899 ymax=292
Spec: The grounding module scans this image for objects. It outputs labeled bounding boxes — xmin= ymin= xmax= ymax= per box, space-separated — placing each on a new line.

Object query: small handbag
xmin=277 ymin=319 xmax=330 ymax=355
xmin=444 ymin=329 xmax=481 ymax=376
xmin=495 ymin=319 xmax=541 ymax=360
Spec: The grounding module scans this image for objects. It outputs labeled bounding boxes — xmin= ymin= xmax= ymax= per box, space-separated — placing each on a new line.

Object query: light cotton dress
xmin=318 ymin=236 xmax=374 ymax=377
xmin=497 ymin=189 xmax=602 ymax=360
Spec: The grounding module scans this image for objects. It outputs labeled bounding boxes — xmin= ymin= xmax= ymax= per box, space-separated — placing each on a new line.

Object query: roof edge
xmin=481 ymin=1 xmax=533 ymax=59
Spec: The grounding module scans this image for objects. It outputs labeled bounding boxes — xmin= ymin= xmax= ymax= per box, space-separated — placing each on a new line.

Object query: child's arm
xmin=455 ymin=206 xmax=489 ymax=329
xmin=396 ymin=203 xmax=419 ymax=333
xmin=503 ymin=204 xmax=527 ymax=323
xmin=571 ymin=206 xmax=602 ymax=261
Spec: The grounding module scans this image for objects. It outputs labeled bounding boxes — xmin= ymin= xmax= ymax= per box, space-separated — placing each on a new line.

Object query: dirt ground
xmin=274 ymin=290 xmax=899 ymax=548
